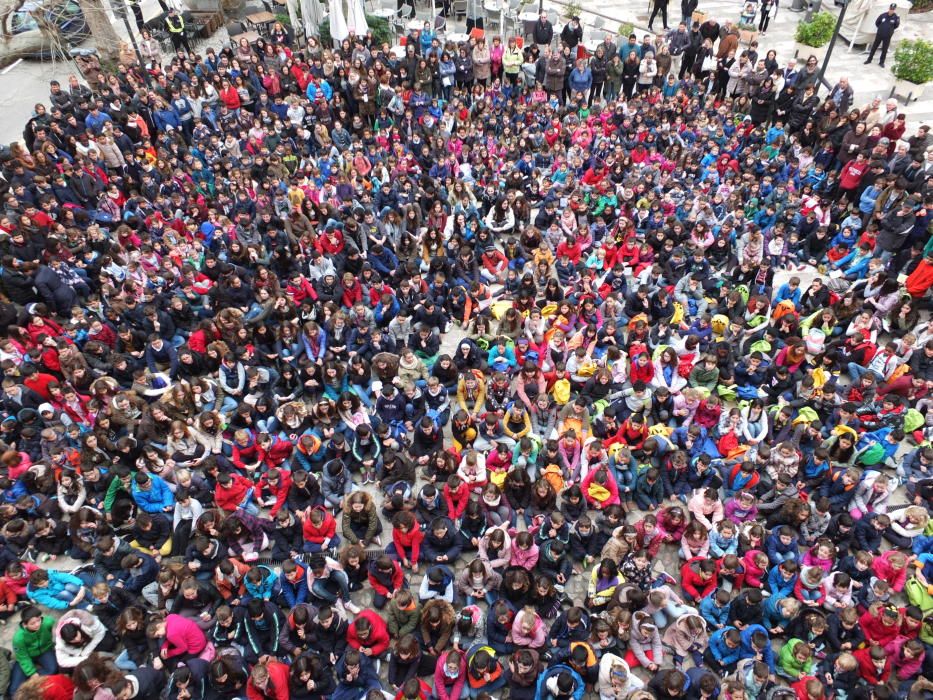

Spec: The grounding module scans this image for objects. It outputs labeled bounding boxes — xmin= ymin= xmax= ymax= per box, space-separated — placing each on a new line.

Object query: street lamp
xmin=817 ymin=0 xmax=849 ymax=87
xmin=115 ymin=0 xmax=152 ymax=86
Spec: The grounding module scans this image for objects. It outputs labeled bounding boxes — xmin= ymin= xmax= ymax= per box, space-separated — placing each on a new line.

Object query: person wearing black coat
xmin=681 ymin=25 xmax=703 ymax=79
xmin=649 ymin=0 xmax=671 ymax=30
xmin=589 ymin=46 xmax=610 ymax=104
xmin=533 ymin=13 xmax=554 ymax=47
xmin=165 ymin=659 xmax=212 ymax=700
xmin=115 ymin=666 xmax=167 ymax=700
xmin=560 ymin=18 xmax=583 ymax=49
xmin=681 ymin=0 xmax=698 ymax=23
xmin=0 ymin=263 xmax=36 ymax=305
xmin=241 ymin=599 xmax=291 ymax=664
xmin=307 ymin=606 xmax=349 ymax=664
xmin=788 ymin=88 xmax=820 ymax=133
xmin=289 ymin=653 xmax=336 ymax=700
xmin=31 ymin=262 xmax=76 ymax=315
xmin=749 ymin=80 xmax=777 ymax=125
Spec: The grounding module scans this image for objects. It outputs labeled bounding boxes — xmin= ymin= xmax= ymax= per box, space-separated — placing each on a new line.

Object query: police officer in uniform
xmin=865 ymin=3 xmax=900 ymax=68
xmin=165 ymin=7 xmax=192 ymax=54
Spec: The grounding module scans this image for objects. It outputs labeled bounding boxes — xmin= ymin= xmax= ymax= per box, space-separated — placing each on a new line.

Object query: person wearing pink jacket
xmin=149 ymin=613 xmax=208 ymax=667
xmin=688 ymin=487 xmax=725 ymax=530
xmin=433 ymin=650 xmax=468 ymax=700
xmin=871 ymin=550 xmax=909 ymax=592
xmin=510 ymin=607 xmax=547 ymax=649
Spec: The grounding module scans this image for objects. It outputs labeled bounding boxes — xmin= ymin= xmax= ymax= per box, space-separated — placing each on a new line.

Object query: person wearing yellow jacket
xmin=502 ymin=38 xmax=523 ymax=86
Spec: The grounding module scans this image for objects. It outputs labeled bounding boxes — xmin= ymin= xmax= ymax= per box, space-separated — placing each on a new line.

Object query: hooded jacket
xmin=347 ymin=609 xmax=390 ymax=656
xmin=53 ymin=610 xmax=108 ymax=669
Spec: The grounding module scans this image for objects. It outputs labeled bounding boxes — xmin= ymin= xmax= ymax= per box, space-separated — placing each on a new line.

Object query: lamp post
xmin=817 ymin=0 xmax=849 ymax=87
xmin=116 ymin=0 xmax=152 ymax=86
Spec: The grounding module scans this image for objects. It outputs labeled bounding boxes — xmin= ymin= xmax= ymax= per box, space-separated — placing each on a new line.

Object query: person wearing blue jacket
xmin=278 ymin=560 xmax=310 ymax=608
xmin=774 ymin=279 xmax=802 ymax=308
xmin=699 ymin=589 xmax=732 ymax=630
xmin=567 ymin=61 xmax=593 ymax=98
xmin=305 ymin=78 xmax=333 ymax=103
xmin=332 ymin=650 xmax=381 ymax=700
xmin=739 ymin=624 xmax=776 ymax=672
xmin=421 ymin=517 xmax=463 ymax=564
xmin=26 ymin=569 xmax=88 ymax=610
xmin=704 ymin=627 xmax=743 ymax=674
xmin=131 ymin=471 xmax=175 ymax=514
xmin=765 ymin=526 xmax=799 ymax=565
xmin=535 ymin=663 xmax=585 ymax=700
xmin=767 ymin=560 xmax=798 ymax=598
xmin=120 ymin=551 xmax=159 ymax=595
xmin=243 ymin=565 xmax=280 ymax=602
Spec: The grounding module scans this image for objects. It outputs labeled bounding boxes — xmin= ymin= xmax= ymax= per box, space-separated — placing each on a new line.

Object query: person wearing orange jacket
xmin=346 ymin=609 xmax=390 ymax=658
xmin=246 ymin=656 xmax=290 ymax=700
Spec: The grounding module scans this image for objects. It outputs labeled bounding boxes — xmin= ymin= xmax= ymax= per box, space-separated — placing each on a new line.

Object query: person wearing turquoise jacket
xmin=131 ymin=471 xmax=175 ymax=514
xmin=10 ymin=606 xmax=58 ymax=694
xmin=535 ymin=664 xmax=585 ymax=700
xmin=244 ymin=565 xmax=281 ymax=602
xmin=26 ymin=569 xmax=87 ymax=611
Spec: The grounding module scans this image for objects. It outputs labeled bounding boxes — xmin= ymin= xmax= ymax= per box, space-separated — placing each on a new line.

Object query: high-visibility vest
xmin=166 ymin=15 xmax=185 ymax=34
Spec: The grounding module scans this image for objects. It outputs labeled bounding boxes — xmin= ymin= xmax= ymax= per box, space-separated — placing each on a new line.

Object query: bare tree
xmin=76 ymin=0 xmax=120 ymax=61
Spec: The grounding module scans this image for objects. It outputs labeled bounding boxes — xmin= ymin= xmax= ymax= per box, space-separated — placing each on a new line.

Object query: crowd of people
xmin=0 ymin=3 xmax=932 ymax=700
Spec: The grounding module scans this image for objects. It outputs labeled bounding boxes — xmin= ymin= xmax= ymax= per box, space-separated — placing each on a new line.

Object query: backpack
xmin=771 ymin=299 xmax=798 ymax=322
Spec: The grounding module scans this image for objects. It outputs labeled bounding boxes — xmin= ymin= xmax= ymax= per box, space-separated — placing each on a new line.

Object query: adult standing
xmin=560 ymin=15 xmax=583 ymax=51
xmin=649 ymin=0 xmax=671 ymax=31
xmin=681 ymin=0 xmax=698 ymax=25
xmin=758 ymin=0 xmax=777 ymax=34
xmin=533 ymin=11 xmax=554 ymax=51
xmin=165 ymin=8 xmax=191 ymax=55
xmin=865 ymin=3 xmax=900 ymax=67
xmin=681 ymin=21 xmax=702 ymax=79
xmin=668 ymin=23 xmax=691 ymax=79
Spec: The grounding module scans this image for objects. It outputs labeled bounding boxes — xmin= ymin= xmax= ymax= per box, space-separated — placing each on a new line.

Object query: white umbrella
xmin=347 ymin=0 xmax=369 ymax=35
xmin=329 ymin=0 xmax=349 ymax=42
xmin=301 ymin=0 xmax=323 ymax=36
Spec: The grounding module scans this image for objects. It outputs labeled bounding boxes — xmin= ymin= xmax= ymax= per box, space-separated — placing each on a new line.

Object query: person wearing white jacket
xmin=598 ymin=653 xmax=645 ymax=700
xmin=54 ymin=609 xmax=114 ymax=669
xmin=851 ymin=470 xmax=894 ymax=519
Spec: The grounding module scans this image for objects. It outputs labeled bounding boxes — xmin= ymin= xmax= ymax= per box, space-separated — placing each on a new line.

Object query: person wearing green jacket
xmin=777 ymin=638 xmax=815 ymax=680
xmin=10 ymin=606 xmax=58 ymax=695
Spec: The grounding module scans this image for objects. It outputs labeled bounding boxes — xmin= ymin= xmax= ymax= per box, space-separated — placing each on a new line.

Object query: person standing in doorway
xmin=865 ymin=3 xmax=900 ymax=68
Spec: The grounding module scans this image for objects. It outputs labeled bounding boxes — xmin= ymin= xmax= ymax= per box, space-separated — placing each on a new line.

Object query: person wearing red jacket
xmin=839 ymin=153 xmax=870 ymax=196
xmin=680 ymin=557 xmax=719 ymax=603
xmin=346 ymin=609 xmax=390 ymax=657
xmin=255 ymin=468 xmax=291 ymax=517
xmin=443 ymin=476 xmax=470 ymax=520
xmin=27 ymin=675 xmax=76 ymax=700
xmin=581 ymin=465 xmax=620 ymax=509
xmin=389 ymin=511 xmax=425 ymax=570
xmin=367 ymin=555 xmax=405 ymax=609
xmin=853 ymin=645 xmax=892 ymax=684
xmin=791 ymin=676 xmax=825 ymax=700
xmin=301 ymin=506 xmax=339 ymax=553
xmin=340 ymin=273 xmax=363 ymax=308
xmin=859 ymin=603 xmax=902 ymax=648
xmin=1 ymin=560 xmax=38 ymax=598
xmin=214 ymin=472 xmax=255 ymax=512
xmin=246 ymin=657 xmax=290 ymax=700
